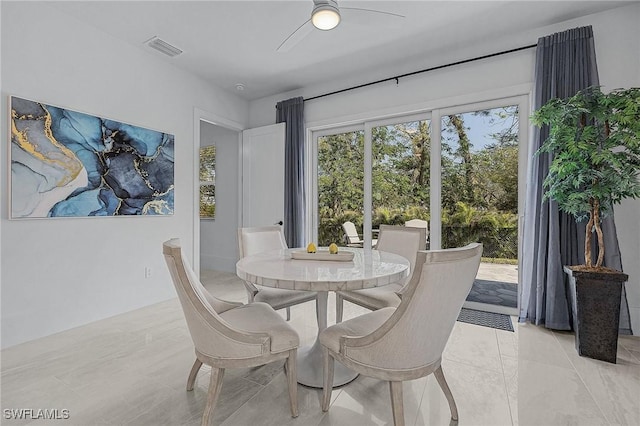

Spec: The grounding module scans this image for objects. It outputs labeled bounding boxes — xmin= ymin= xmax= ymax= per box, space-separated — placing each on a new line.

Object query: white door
xmin=241 ymin=123 xmax=285 ymax=227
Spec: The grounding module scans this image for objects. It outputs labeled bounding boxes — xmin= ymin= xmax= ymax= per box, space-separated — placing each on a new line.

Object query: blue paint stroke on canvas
xmin=10 ymin=97 xmax=174 ymax=218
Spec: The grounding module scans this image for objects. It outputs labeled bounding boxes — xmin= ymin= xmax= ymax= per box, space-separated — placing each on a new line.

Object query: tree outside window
xmin=317 ymin=105 xmax=520 ymax=260
xmin=200 ymin=145 xmax=216 ymax=219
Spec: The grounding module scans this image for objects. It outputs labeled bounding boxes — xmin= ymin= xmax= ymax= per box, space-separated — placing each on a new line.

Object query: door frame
xmin=439 ymin=95 xmax=528 ymax=316
xmin=436 ymin=95 xmax=529 ymax=247
xmin=193 ymin=108 xmax=243 ymax=276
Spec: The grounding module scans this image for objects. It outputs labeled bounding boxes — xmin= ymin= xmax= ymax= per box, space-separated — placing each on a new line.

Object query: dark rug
xmin=466 ymin=279 xmax=517 ymax=308
xmin=457 ymin=308 xmax=514 ymax=332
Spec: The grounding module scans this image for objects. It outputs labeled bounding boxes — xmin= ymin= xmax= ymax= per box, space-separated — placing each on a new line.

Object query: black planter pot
xmin=564 ymin=266 xmax=628 ymax=364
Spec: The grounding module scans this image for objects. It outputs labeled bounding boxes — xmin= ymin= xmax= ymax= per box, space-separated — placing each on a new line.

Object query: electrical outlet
xmin=144 ymin=267 xmax=152 ymax=278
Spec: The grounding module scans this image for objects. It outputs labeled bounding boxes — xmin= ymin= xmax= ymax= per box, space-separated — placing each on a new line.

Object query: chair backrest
xmin=342 ymin=221 xmax=361 ymax=244
xmin=238 ymin=225 xmax=288 ymax=258
xmin=404 ymin=219 xmax=429 ymax=238
xmin=376 ymin=225 xmax=426 ymax=283
xmin=163 ymin=238 xmax=268 ymax=359
xmin=344 ymin=243 xmax=482 ymax=371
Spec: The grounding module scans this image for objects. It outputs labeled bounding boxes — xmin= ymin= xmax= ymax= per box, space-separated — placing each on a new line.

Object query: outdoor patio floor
xmin=467 ymin=262 xmax=519 ymax=310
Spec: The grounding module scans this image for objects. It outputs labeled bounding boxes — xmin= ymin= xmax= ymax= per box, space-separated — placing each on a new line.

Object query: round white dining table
xmin=236 ymin=247 xmax=410 ymax=388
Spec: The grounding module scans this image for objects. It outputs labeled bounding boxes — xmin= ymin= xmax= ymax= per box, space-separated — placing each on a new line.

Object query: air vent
xmin=145 ymin=36 xmax=183 ymax=57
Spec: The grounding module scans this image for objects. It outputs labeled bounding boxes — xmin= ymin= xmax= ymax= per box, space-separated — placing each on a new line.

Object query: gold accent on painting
xmin=11 ymin=106 xmax=83 ymax=187
xmin=142 ymin=199 xmax=171 ymax=214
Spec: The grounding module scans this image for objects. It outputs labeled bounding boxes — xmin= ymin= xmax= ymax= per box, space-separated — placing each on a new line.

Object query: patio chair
xmin=342 ymin=221 xmax=377 ymax=247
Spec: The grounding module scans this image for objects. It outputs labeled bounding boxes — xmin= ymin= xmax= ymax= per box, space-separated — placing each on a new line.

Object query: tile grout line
xmin=240 ymin=362 xmax=286 ymax=387
xmin=409 ymin=372 xmax=430 ymax=426
xmin=618 ymin=337 xmax=640 ymax=359
xmin=442 ymin=352 xmax=504 ymax=375
xmin=549 ymin=331 xmax=613 ymax=426
xmin=218 ymin=377 xmax=268 ymax=426
xmin=495 ymin=329 xmax=517 ymax=426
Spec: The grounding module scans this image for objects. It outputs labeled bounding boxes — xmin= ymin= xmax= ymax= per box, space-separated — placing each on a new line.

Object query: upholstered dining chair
xmin=238 ymin=226 xmax=317 ymax=321
xmin=335 ymin=225 xmax=426 ymax=323
xmin=342 ymin=221 xmax=377 ymax=248
xmin=404 ymin=218 xmax=430 ymax=247
xmin=163 ymin=238 xmax=299 ymax=425
xmin=321 ymin=243 xmax=483 ymax=426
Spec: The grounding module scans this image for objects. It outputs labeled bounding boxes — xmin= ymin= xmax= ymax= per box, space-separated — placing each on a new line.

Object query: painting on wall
xmin=9 ymin=96 xmax=175 ymax=218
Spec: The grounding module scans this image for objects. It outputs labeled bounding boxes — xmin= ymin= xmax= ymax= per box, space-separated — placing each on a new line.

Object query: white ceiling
xmin=50 ymin=0 xmax=633 ymax=101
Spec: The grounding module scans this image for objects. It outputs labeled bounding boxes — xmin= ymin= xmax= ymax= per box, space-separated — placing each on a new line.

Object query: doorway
xmin=439 ymin=104 xmax=521 ymax=315
xmin=199 ymin=120 xmax=241 ymax=273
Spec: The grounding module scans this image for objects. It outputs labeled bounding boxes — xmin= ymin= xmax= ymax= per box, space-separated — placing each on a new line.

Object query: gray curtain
xmin=520 ymin=26 xmax=632 ymax=334
xmin=276 ymin=97 xmax=305 ymax=248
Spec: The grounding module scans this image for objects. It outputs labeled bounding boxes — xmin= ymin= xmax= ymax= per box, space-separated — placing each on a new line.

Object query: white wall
xmin=0 ymin=1 xmax=249 ymax=348
xmin=200 ymin=122 xmax=240 ymax=272
xmin=591 ymin=4 xmax=640 ymax=336
xmin=248 ymin=3 xmax=640 ymax=332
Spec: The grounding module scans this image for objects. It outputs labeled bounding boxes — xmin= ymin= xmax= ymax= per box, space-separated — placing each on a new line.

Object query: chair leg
xmin=335 ymin=293 xmax=344 ymax=323
xmin=321 ymin=347 xmax=335 ymax=411
xmin=286 ymin=349 xmax=299 ymax=418
xmin=389 ymin=381 xmax=405 ymax=426
xmin=435 ymin=366 xmax=459 ymax=421
xmin=187 ymin=359 xmax=203 ymax=391
xmin=286 ymin=306 xmax=291 ymax=321
xmin=201 ymin=367 xmax=225 ymax=426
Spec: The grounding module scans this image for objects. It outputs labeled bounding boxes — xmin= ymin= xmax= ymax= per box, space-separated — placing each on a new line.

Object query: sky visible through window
xmin=443 ymin=106 xmax=519 ymax=154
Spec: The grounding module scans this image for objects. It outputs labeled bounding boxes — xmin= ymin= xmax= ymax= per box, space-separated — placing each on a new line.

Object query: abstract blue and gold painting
xmin=10 ymin=96 xmax=174 ymax=218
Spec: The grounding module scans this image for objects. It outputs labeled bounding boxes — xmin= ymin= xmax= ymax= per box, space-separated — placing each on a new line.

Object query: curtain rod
xmin=303 ymin=43 xmax=537 ymax=103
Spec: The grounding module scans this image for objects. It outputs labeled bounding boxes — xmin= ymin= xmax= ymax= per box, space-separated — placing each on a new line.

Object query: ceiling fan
xmin=277 ymin=0 xmax=406 ymax=52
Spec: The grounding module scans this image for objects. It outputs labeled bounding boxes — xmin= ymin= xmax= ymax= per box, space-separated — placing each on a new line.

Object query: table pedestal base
xmin=296 ymin=290 xmax=358 ymax=388
xmin=296 ymin=340 xmax=358 ymax=388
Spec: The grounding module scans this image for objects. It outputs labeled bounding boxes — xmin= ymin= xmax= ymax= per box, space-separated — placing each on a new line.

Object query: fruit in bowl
xmin=328 ymin=243 xmax=339 ymax=254
xmin=306 ymin=243 xmax=317 ymax=253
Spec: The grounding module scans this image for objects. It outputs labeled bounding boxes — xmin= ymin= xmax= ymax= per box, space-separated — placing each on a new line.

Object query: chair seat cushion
xmin=337 ymin=283 xmax=403 ymax=310
xmin=254 ymin=286 xmax=316 ymax=310
xmin=220 ymin=302 xmax=300 ymax=353
xmin=320 ymin=307 xmax=396 ymax=354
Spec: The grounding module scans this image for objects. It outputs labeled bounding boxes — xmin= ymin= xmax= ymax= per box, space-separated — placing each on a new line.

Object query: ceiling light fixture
xmin=311 ymin=0 xmax=341 ymax=30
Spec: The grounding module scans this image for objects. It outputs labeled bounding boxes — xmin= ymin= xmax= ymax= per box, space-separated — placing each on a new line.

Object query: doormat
xmin=466 ymin=279 xmax=517 ymax=308
xmin=457 ymin=308 xmax=514 ymax=332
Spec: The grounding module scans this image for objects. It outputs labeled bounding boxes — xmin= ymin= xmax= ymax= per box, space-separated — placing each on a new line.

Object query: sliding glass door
xmin=315 ymin=126 xmax=364 ymax=246
xmin=439 ymin=104 xmax=522 ymax=314
xmin=311 ymin=95 xmax=527 ymax=314
xmin=440 ymin=106 xmax=519 ymax=253
xmin=371 ymin=116 xmax=431 ymax=242
xmin=312 ymin=117 xmax=432 ymax=248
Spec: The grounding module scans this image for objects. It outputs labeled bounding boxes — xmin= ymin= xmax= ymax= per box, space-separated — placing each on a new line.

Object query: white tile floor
xmin=1 ymin=270 xmax=638 ymax=426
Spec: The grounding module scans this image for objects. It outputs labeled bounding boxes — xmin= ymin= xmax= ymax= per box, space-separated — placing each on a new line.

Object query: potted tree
xmin=531 ymin=86 xmax=640 ymax=363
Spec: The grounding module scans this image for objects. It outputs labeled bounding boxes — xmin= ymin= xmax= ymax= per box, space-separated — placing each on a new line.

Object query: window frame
xmin=309 ymin=95 xmax=528 ymax=252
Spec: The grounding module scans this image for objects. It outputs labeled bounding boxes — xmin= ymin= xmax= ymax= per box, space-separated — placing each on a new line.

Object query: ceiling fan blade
xmin=341 ymin=7 xmax=406 ymax=28
xmin=341 ymin=7 xmax=405 ymax=19
xmin=277 ymin=19 xmax=313 ymax=52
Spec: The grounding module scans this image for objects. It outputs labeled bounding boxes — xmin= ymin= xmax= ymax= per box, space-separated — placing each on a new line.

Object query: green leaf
xmin=532 ymin=86 xmax=640 ymax=258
